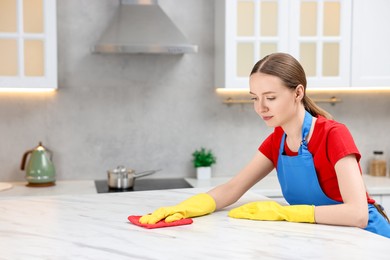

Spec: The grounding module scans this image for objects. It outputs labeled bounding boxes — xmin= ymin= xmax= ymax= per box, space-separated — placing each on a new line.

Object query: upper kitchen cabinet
xmin=0 ymin=0 xmax=57 ymax=91
xmin=289 ymin=0 xmax=351 ymax=88
xmin=351 ymin=0 xmax=390 ymax=87
xmin=215 ymin=0 xmax=288 ymax=89
xmin=215 ymin=0 xmax=352 ymax=89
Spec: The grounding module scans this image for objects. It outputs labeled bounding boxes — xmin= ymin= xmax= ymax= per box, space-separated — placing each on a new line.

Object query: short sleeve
xmin=327 ymin=124 xmax=361 ymax=166
xmin=258 ymin=127 xmax=284 ymax=167
xmin=259 ymin=133 xmax=274 ymax=163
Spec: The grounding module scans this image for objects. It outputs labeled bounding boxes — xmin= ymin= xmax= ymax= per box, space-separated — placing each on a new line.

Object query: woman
xmin=140 ymin=53 xmax=390 ymax=238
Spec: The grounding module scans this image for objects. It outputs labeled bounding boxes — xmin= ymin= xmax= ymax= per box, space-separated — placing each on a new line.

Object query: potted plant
xmin=192 ymin=147 xmax=216 ymax=179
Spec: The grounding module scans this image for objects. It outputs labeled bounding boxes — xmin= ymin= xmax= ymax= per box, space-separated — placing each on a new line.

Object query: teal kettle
xmin=20 ymin=142 xmax=56 ymax=187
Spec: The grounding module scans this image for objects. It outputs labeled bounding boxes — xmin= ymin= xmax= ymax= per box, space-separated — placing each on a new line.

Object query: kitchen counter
xmin=0 ymin=188 xmax=388 ymax=259
xmin=0 ymin=178 xmax=192 ymax=198
xmin=186 ymin=174 xmax=390 ymax=196
xmin=362 ymin=174 xmax=390 ymax=195
xmin=0 ymin=180 xmax=97 ymax=198
xmin=2 ymin=174 xmax=390 ymax=199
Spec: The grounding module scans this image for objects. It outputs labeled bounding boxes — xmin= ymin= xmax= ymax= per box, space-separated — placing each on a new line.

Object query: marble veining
xmin=1 ymin=188 xmax=389 ymax=260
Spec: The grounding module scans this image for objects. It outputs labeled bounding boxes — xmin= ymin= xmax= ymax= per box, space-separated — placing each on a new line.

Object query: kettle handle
xmin=20 ymin=149 xmax=33 ymax=171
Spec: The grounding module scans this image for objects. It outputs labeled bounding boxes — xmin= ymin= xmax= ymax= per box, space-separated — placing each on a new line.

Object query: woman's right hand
xmin=139 ymin=193 xmax=216 ymax=224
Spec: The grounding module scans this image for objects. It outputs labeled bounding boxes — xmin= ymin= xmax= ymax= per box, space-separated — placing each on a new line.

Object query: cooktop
xmin=94 ymin=178 xmax=192 ymax=193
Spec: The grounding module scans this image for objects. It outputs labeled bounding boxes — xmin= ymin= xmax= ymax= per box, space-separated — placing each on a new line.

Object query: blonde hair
xmin=250 ymin=53 xmax=333 ymax=119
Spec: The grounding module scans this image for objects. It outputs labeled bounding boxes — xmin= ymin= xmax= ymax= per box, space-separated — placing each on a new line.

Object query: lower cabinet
xmin=381 ymin=196 xmax=390 ymax=212
xmin=371 ymin=195 xmax=390 ymax=212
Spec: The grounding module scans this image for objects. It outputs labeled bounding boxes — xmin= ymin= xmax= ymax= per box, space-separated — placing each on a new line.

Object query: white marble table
xmin=1 ymin=174 xmax=389 ymax=199
xmin=186 ymin=174 xmax=390 ymax=196
xmin=1 ymin=188 xmax=388 ymax=260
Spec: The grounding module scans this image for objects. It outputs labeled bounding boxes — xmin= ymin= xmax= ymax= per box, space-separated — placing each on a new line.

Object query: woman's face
xmin=249 ymin=72 xmax=301 ymax=127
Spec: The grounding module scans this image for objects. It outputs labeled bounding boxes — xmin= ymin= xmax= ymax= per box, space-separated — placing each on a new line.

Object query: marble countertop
xmin=186 ymin=174 xmax=390 ymax=196
xmin=1 ymin=188 xmax=388 ymax=259
xmin=1 ymin=174 xmax=390 ymax=199
xmin=0 ymin=180 xmax=97 ymax=198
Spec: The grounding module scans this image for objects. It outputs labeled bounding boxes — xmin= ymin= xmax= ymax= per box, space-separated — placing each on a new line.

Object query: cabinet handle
xmin=223 ymin=96 xmax=341 ymax=106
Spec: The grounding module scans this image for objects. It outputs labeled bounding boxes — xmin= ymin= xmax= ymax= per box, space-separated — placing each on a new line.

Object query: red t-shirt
xmin=259 ymin=115 xmax=374 ymax=204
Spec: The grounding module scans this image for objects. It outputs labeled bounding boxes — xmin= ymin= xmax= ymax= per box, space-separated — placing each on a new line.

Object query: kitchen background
xmin=0 ymin=0 xmax=389 ymax=182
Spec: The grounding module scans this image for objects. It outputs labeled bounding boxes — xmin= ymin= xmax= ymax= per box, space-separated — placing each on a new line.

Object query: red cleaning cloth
xmin=128 ymin=215 xmax=193 ymax=229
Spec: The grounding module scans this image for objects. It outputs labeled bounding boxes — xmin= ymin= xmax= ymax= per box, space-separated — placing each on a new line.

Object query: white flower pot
xmin=196 ymin=167 xmax=212 ymax=180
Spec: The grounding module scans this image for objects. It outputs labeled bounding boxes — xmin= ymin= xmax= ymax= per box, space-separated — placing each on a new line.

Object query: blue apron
xmin=276 ymin=111 xmax=390 ymax=238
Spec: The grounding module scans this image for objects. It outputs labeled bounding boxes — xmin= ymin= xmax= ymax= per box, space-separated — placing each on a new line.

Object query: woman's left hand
xmin=228 ymin=201 xmax=315 ymax=223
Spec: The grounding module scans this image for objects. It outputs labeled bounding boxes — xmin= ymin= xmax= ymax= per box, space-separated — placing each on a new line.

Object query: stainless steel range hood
xmin=92 ymin=0 xmax=198 ymax=54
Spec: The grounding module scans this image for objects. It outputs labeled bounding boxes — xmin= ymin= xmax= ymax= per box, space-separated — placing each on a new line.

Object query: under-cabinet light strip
xmin=216 ymin=87 xmax=390 ymax=94
xmin=222 ymin=97 xmax=342 ymax=105
xmin=0 ymin=88 xmax=57 ymax=93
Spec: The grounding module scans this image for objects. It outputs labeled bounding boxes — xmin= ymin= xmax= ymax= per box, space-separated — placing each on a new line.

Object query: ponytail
xmin=303 ymin=96 xmax=333 ymax=120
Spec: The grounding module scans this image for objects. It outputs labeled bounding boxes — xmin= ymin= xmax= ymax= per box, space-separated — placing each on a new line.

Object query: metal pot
xmin=107 ymin=166 xmax=159 ymax=189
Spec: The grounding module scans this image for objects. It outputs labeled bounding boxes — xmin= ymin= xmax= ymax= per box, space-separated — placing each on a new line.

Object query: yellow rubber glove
xmin=228 ymin=201 xmax=315 ymax=223
xmin=139 ymin=193 xmax=216 ymax=224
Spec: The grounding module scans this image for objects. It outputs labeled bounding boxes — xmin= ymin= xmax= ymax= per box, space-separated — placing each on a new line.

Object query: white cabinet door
xmin=372 ymin=195 xmax=390 ymax=213
xmin=381 ymin=195 xmax=390 ymax=212
xmin=371 ymin=195 xmax=382 ymax=205
xmin=351 ymin=0 xmax=390 ymax=87
xmin=215 ymin=0 xmax=289 ymax=89
xmin=289 ymin=0 xmax=352 ymax=89
xmin=0 ymin=0 xmax=57 ymax=91
xmin=215 ymin=0 xmax=351 ymax=90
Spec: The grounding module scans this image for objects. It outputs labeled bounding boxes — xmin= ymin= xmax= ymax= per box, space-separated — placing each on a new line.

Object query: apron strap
xmin=301 ymin=111 xmax=312 ymax=145
xmin=298 ymin=111 xmax=313 ymax=154
xmin=279 ymin=111 xmax=313 ymax=155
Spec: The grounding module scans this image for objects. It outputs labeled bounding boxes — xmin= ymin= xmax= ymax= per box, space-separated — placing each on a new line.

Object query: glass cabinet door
xmin=222 ymin=0 xmax=288 ymax=89
xmin=0 ymin=0 xmax=57 ymax=91
xmin=236 ymin=0 xmax=287 ymax=77
xmin=215 ymin=0 xmax=351 ymax=89
xmin=289 ymin=0 xmax=351 ymax=88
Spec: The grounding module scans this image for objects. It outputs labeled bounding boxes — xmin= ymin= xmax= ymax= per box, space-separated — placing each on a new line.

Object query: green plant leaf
xmin=192 ymin=147 xmax=216 ymax=167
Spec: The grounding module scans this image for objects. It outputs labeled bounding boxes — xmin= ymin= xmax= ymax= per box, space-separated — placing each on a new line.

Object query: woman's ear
xmin=295 ymin=85 xmax=305 ymax=101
